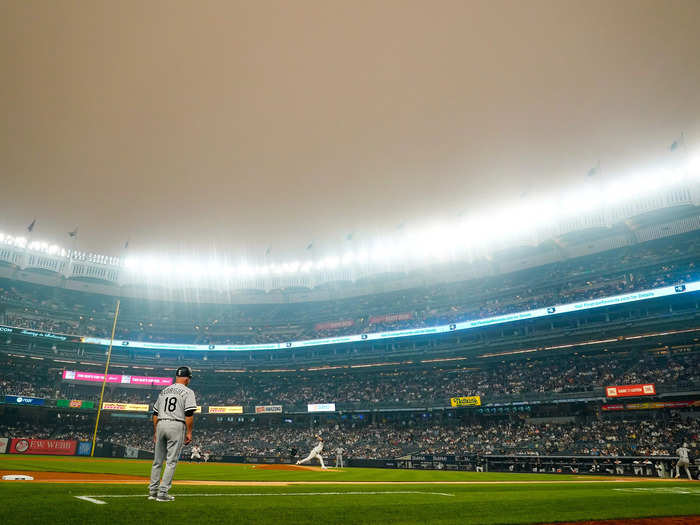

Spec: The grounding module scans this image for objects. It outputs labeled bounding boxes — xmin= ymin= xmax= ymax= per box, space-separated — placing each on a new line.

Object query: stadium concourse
xmin=0 ymin=229 xmax=699 ymax=480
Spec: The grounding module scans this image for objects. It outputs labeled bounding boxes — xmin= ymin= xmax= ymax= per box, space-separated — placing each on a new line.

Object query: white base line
xmin=75 ymin=496 xmax=108 ymax=505
xmin=75 ymin=491 xmax=454 ymax=504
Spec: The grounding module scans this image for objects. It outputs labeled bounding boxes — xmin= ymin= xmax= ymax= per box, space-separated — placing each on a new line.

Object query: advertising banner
xmin=56 ymin=399 xmax=95 ymax=409
xmin=605 ymin=384 xmax=656 ymax=398
xmin=450 ymin=396 xmax=482 ymax=407
xmin=255 ymin=405 xmax=283 ymax=414
xmin=0 ymin=437 xmax=8 ymax=454
xmin=9 ymin=438 xmax=77 ymax=455
xmin=603 ymin=400 xmax=700 ymax=411
xmin=314 ymin=320 xmax=354 ymax=331
xmin=4 ymin=395 xmax=45 ymax=406
xmin=63 ymin=370 xmax=172 ymax=387
xmin=307 ymin=403 xmax=335 ymax=412
xmin=77 ymin=442 xmax=92 ymax=456
xmin=369 ymin=313 xmax=412 ymax=325
xmin=627 ymin=400 xmax=700 ymax=410
xmin=208 ymin=406 xmax=244 ymax=414
xmin=102 ymin=402 xmax=150 ymax=412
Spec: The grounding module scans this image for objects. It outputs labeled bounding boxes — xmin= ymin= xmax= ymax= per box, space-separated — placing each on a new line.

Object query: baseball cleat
xmin=148 ymin=494 xmax=157 ymax=500
xmin=156 ymin=494 xmax=175 ymax=502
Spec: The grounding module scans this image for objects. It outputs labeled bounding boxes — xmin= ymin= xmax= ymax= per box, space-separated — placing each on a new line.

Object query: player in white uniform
xmin=148 ymin=366 xmax=197 ymax=502
xmin=675 ymin=443 xmax=692 ymax=480
xmin=190 ymin=445 xmax=202 ymax=462
xmin=296 ymin=435 xmax=327 ymax=468
xmin=335 ymin=446 xmax=344 ymax=468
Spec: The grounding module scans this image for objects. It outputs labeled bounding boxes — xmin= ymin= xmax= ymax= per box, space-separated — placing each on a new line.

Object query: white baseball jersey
xmin=312 ymin=441 xmax=323 ymax=454
xmin=153 ymin=383 xmax=197 ymax=423
xmin=676 ymin=447 xmax=689 ymax=461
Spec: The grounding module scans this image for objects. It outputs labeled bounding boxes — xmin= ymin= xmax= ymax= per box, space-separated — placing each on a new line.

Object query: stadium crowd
xmin=2 ymin=350 xmax=699 ymax=407
xmin=0 ymin=233 xmax=697 ymax=345
xmin=2 ymin=415 xmax=697 ymax=461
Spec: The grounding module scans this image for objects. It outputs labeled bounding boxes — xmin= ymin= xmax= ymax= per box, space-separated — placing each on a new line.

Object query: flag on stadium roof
xmin=586 ymin=161 xmax=600 ymax=177
xmin=670 ymin=132 xmax=685 ymax=152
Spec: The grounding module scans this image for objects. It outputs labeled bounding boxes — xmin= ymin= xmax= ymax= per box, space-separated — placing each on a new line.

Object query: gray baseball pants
xmin=149 ymin=420 xmax=186 ymax=495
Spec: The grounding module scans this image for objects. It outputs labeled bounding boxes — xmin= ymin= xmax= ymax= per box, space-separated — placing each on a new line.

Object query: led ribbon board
xmin=208 ymin=406 xmax=243 ymax=414
xmin=308 ymin=403 xmax=336 ymax=412
xmin=62 ymin=370 xmax=173 ymax=386
xmin=70 ymin=280 xmax=700 ymax=352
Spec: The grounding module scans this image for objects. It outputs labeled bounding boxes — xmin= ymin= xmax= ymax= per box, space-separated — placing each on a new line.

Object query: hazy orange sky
xmin=2 ymin=0 xmax=699 ymax=261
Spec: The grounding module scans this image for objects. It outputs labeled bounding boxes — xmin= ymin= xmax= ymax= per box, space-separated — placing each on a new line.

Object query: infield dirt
xmin=0 ymin=469 xmax=691 ymax=486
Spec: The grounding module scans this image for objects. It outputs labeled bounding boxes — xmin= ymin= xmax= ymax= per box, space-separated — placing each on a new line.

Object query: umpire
xmin=148 ymin=366 xmax=197 ymax=502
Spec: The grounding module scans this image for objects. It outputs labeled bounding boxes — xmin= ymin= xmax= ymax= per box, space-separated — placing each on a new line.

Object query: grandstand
xmin=1 ymin=192 xmax=699 ymax=478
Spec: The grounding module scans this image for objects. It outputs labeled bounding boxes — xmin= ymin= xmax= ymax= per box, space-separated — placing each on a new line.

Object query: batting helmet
xmin=175 ymin=366 xmax=192 ymax=378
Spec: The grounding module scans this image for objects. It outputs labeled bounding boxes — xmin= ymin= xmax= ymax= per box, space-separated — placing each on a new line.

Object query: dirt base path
xmin=0 ymin=470 xmax=147 ymax=483
xmin=1 ymin=470 xmax=696 ymax=486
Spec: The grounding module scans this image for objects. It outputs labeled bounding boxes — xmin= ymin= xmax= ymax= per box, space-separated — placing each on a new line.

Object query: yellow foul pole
xmin=90 ymin=299 xmax=120 ymax=457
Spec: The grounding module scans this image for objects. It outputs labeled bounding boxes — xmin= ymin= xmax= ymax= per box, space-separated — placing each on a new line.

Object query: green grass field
xmin=0 ymin=456 xmax=698 ymax=524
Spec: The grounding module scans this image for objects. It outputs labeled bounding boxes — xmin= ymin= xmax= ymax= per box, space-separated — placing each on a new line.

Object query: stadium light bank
xmin=1 ymin=153 xmax=699 ymax=282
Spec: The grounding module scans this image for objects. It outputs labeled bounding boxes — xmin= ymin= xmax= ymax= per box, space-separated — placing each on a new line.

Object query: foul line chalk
xmin=75 ymin=491 xmax=454 ymax=505
xmin=74 ymin=496 xmax=108 ymax=505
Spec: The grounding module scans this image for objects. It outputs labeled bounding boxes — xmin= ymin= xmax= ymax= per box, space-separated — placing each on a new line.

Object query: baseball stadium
xmin=2 ymin=181 xmax=700 ymax=523
xmin=3 ymin=2 xmax=700 ymax=524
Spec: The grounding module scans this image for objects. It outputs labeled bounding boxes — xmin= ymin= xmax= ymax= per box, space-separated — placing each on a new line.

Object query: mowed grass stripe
xmin=0 ymin=481 xmax=698 ymax=525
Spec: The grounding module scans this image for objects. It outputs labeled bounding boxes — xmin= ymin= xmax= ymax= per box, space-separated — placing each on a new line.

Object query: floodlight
xmin=687 ymin=151 xmax=700 ymax=177
xmin=560 ymin=189 xmax=596 ymax=216
xmin=355 ymin=250 xmax=369 ymax=264
xmin=370 ymin=245 xmax=388 ymax=262
xmin=604 ymin=181 xmax=631 ymax=205
xmin=140 ymin=258 xmax=159 ymax=275
xmin=159 ymin=261 xmax=174 ymax=275
xmin=123 ymin=256 xmax=138 ymax=270
xmin=206 ymin=262 xmax=223 ymax=276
